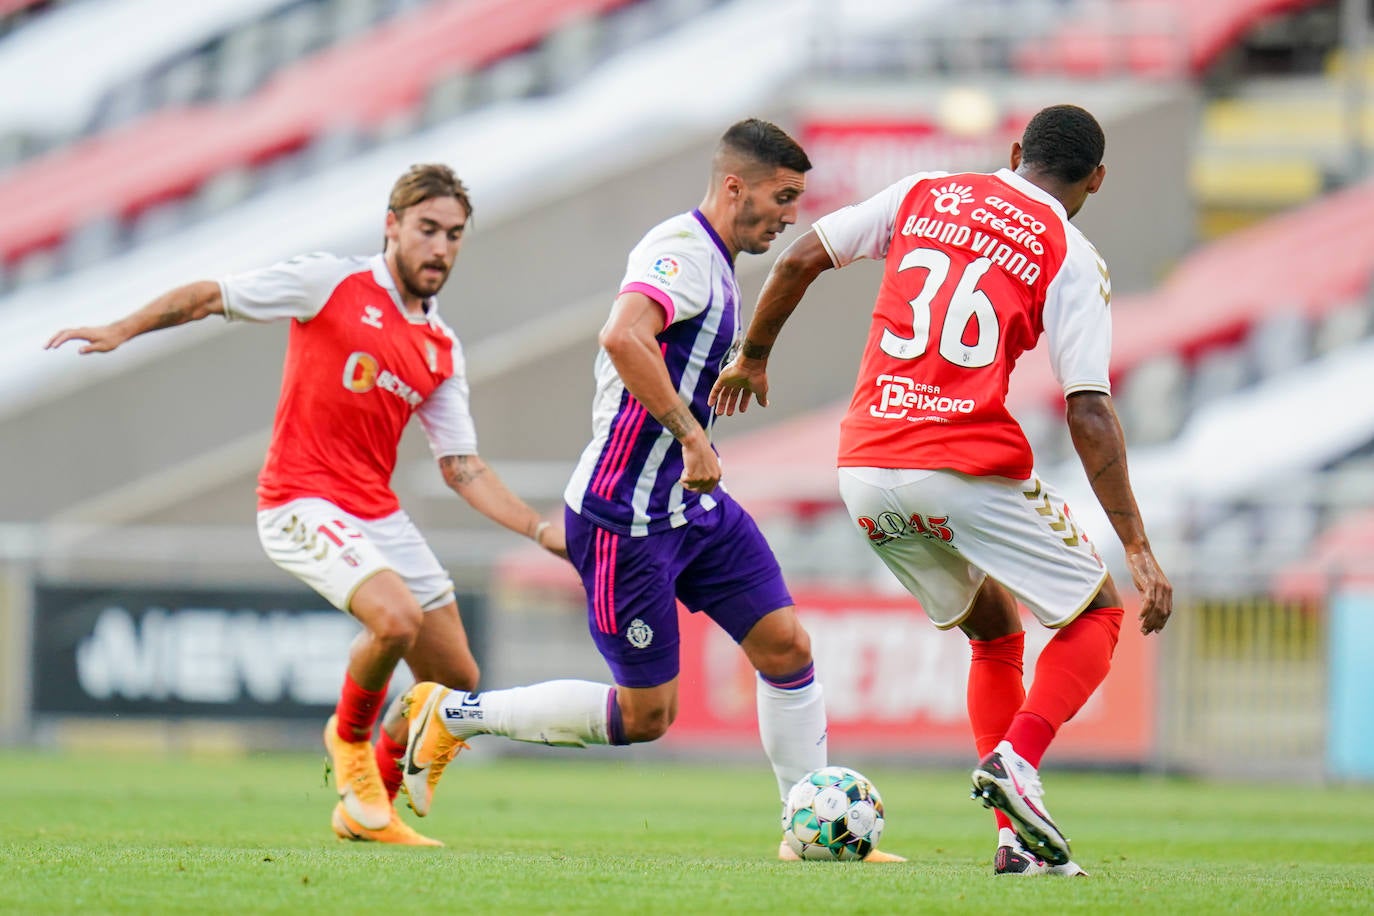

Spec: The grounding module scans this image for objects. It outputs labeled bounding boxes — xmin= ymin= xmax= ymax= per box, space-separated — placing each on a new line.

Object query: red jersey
xmin=813 ymin=169 xmax=1113 ymax=479
xmin=220 ymin=253 xmax=478 ymax=519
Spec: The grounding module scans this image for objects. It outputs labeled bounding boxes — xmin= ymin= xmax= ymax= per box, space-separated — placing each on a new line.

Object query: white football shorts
xmin=837 ymin=466 xmax=1108 ymax=629
xmin=256 ymin=497 xmax=456 ymax=614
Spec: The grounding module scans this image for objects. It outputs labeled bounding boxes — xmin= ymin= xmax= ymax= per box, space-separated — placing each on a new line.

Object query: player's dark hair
xmin=718 ymin=118 xmax=812 ymax=175
xmin=1019 ymin=105 xmax=1104 ymax=184
xmin=388 ymin=163 xmax=473 ymax=219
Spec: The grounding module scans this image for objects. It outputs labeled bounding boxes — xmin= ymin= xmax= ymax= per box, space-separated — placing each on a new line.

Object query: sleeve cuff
xmin=621 ymin=281 xmax=675 ymax=325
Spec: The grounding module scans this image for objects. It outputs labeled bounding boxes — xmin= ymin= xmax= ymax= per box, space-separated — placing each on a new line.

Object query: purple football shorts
xmin=564 ymin=495 xmax=793 ymax=688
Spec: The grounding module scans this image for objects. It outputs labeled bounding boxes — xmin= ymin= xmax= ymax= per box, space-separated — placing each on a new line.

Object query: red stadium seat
xmin=1274 ymin=509 xmax=1374 ymax=597
xmin=1007 ymin=177 xmax=1374 ymax=414
xmin=0 ymin=0 xmax=49 ymax=16
xmin=1015 ymin=0 xmax=1325 ymax=79
xmin=0 ymin=0 xmax=636 ymax=265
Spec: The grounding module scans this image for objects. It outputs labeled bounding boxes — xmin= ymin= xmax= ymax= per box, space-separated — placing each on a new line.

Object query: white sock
xmin=756 ymin=674 xmax=828 ymax=801
xmin=437 ymin=680 xmax=615 ymax=747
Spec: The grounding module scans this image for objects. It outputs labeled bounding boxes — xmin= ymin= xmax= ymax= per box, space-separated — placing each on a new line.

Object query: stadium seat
xmin=0 ymin=0 xmax=639 ymax=269
xmin=1014 ymin=0 xmax=1327 ymax=78
xmin=1006 ymin=176 xmax=1374 ymax=421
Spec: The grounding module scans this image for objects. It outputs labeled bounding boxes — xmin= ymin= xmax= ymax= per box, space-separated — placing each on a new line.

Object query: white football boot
xmin=971 ymin=740 xmax=1072 ymax=866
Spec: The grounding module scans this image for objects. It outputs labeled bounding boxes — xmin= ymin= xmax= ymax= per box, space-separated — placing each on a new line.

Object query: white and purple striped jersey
xmin=565 ymin=209 xmax=740 ymax=536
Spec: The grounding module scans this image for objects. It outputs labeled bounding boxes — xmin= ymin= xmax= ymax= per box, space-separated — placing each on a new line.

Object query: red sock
xmin=375 ymin=729 xmax=406 ymax=801
xmin=968 ymin=631 xmax=1024 ymax=833
xmin=1013 ymin=607 xmax=1123 ymax=767
xmin=335 ymin=671 xmax=390 ymax=743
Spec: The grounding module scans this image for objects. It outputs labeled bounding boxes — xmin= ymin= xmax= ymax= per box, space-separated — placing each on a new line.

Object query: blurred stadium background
xmin=0 ymin=0 xmax=1370 ymax=785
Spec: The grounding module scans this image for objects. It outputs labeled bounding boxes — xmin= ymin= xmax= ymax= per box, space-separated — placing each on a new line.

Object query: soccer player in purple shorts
xmin=393 ymin=120 xmax=902 ymax=860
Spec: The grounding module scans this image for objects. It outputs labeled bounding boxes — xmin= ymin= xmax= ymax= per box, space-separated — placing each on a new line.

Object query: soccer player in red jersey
xmin=710 ymin=105 xmax=1173 ymax=874
xmin=47 ymin=164 xmax=567 ymax=846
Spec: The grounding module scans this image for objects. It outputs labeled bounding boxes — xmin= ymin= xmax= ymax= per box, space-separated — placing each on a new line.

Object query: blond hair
xmin=387 ymin=163 xmax=473 ymax=219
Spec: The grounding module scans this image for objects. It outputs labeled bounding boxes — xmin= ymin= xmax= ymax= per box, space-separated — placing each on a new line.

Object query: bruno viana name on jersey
xmin=899 ymin=208 xmax=1046 ymax=287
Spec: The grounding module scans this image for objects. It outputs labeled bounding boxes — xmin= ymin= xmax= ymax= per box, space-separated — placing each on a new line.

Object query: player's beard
xmin=736 ymin=199 xmax=784 ymax=255
xmin=395 ymin=250 xmax=451 ymax=300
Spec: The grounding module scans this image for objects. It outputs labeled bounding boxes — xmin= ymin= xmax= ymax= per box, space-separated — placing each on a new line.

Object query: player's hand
xmin=46 ymin=324 xmax=127 ymax=354
xmin=679 ymin=435 xmax=721 ymax=494
xmin=1126 ymin=548 xmax=1172 ymax=635
xmin=709 ymin=360 xmax=769 ymax=416
xmin=535 ymin=520 xmax=569 ymax=562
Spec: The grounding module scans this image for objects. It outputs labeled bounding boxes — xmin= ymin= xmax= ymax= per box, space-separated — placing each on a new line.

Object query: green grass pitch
xmin=1 ymin=748 xmax=1370 ymax=914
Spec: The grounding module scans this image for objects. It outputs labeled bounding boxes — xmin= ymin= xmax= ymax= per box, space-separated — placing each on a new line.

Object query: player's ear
xmin=1086 ymin=163 xmax=1106 ymax=194
xmin=1009 ymin=141 xmax=1023 ymax=170
xmin=383 ymin=208 xmax=401 ymax=250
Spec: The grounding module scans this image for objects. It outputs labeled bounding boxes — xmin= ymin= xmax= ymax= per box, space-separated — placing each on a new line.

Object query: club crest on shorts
xmin=626 ymin=618 xmax=653 ymax=649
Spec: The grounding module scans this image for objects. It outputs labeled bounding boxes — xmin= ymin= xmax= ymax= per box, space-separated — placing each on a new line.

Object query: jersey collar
xmin=370 ymin=253 xmax=437 ymax=324
xmin=994 ymin=168 xmax=1069 ymax=222
xmin=691 ymin=209 xmax=735 ymax=270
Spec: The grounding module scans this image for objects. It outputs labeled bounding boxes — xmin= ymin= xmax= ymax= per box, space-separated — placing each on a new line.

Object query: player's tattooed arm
xmin=46 ymin=281 xmax=224 ymax=354
xmin=655 ymin=401 xmax=705 ymax=442
xmin=1067 ymin=391 xmax=1173 ymax=635
xmin=740 ymin=231 xmax=834 ymax=355
xmin=439 ymin=454 xmax=488 ymax=488
xmin=710 ymin=231 xmax=834 ymax=417
xmin=439 ymin=453 xmax=567 ymax=558
xmin=740 ymin=339 xmax=772 ymax=360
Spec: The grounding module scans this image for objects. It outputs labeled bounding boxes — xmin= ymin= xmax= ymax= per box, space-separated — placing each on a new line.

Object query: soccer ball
xmin=782 ymin=765 xmax=885 ymax=861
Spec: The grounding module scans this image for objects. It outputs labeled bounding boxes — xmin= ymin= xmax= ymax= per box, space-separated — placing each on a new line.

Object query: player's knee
xmin=367 ymin=605 xmax=424 ymax=651
xmin=754 ymin=629 xmax=813 ymax=678
xmin=744 ymin=612 xmax=813 ymax=676
xmin=621 ymin=704 xmax=675 ymax=743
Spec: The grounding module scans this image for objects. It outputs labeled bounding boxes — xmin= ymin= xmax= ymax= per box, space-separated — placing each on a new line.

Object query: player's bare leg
xmin=403 ymin=600 xmax=481 ymax=689
xmin=368 ymin=599 xmax=484 ymax=807
xmin=325 ymin=571 xmax=423 ymax=831
xmin=612 ymin=680 xmax=679 ymax=742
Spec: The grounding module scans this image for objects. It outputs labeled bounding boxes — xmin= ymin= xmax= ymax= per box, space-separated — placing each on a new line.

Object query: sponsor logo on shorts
xmin=626 ymin=618 xmax=654 ymax=649
xmin=857 ymin=512 xmax=954 ymax=547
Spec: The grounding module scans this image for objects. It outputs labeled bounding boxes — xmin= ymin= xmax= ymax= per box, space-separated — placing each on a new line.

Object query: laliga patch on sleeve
xmin=647 ymin=256 xmax=681 ymax=288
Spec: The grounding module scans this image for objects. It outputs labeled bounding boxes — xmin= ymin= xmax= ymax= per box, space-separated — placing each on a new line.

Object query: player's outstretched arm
xmin=600 ymin=291 xmax=719 ymax=494
xmin=710 ymin=230 xmax=833 ymax=416
xmin=1066 ymin=391 xmax=1173 ymax=635
xmin=439 ymin=454 xmax=567 ymax=559
xmin=45 ymin=281 xmax=224 ymax=354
